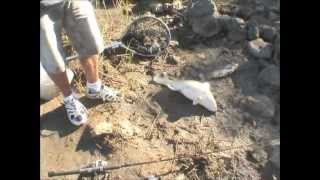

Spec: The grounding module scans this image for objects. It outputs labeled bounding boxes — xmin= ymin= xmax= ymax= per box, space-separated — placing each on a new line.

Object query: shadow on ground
xmin=75 ymin=126 xmax=112 ymax=156
xmin=40 ymin=97 xmax=103 ymax=138
xmin=151 ymin=88 xmax=213 ymax=122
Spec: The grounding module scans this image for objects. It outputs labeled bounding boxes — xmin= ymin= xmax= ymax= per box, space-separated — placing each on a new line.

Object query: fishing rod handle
xmin=48 ymin=169 xmax=80 ymax=177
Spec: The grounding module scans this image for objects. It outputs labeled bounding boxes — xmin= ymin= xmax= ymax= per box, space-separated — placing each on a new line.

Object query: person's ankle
xmin=87 ymin=79 xmax=102 ymax=92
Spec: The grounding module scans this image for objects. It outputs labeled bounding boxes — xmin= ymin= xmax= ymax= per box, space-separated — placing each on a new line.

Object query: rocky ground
xmin=40 ymin=0 xmax=280 ymax=179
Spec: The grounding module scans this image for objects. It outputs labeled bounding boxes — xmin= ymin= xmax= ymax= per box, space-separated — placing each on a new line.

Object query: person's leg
xmin=40 ymin=10 xmax=72 ymax=97
xmin=64 ymin=1 xmax=120 ymax=101
xmin=79 ymin=55 xmax=99 ymax=84
xmin=41 ymin=4 xmax=88 ymax=126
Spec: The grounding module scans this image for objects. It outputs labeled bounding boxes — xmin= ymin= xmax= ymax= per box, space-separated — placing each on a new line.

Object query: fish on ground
xmin=153 ymin=72 xmax=217 ymax=112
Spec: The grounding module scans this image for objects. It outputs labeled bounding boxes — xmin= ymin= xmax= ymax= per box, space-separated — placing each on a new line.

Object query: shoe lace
xmin=64 ymin=98 xmax=87 ymax=118
xmin=100 ymin=85 xmax=120 ymax=102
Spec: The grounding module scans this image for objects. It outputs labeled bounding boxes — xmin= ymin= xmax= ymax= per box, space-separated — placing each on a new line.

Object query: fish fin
xmin=167 ymin=84 xmax=177 ymax=91
xmin=193 ymin=96 xmax=202 ymax=105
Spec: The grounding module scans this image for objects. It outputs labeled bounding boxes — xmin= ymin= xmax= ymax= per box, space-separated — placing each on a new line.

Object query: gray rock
xmin=259 ymin=25 xmax=277 ymax=42
xmin=248 ymin=38 xmax=273 ymax=59
xmin=268 ymin=11 xmax=280 ymax=21
xmin=270 ymin=145 xmax=280 ymax=170
xmin=257 ymin=58 xmax=271 ymax=69
xmin=248 ymin=148 xmax=268 ymax=167
xmin=224 ymin=16 xmax=246 ymax=32
xmin=247 ymin=21 xmax=260 ymax=40
xmin=236 ymin=6 xmax=254 ymax=20
xmin=228 ymin=26 xmax=247 ymax=42
xmin=273 ymin=109 xmax=280 ymax=125
xmin=186 ymin=0 xmax=219 ymax=18
xmin=217 ymin=15 xmax=247 ymax=42
xmin=240 ymin=95 xmax=275 ymax=118
xmin=273 ymin=32 xmax=280 ymax=65
xmin=191 ymin=15 xmax=222 ymax=37
xmin=258 ymin=65 xmax=280 ymax=91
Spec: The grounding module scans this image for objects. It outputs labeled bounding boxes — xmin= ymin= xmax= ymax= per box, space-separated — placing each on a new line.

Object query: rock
xmin=257 ymin=58 xmax=271 ymax=69
xmin=273 ymin=109 xmax=280 ymax=125
xmin=258 ymin=65 xmax=280 ymax=91
xmin=236 ymin=6 xmax=254 ymax=20
xmin=224 ymin=16 xmax=246 ymax=32
xmin=91 ymin=121 xmax=113 ymax=136
xmin=217 ymin=15 xmax=247 ymax=42
xmin=248 ymin=38 xmax=273 ymax=59
xmin=247 ymin=148 xmax=268 ymax=167
xmin=228 ymin=18 xmax=247 ymax=42
xmin=259 ymin=25 xmax=277 ymax=42
xmin=270 ymin=144 xmax=280 ymax=170
xmin=228 ymin=27 xmax=247 ymax=42
xmin=166 ymin=55 xmax=179 ymax=65
xmin=191 ymin=15 xmax=222 ymax=37
xmin=240 ymin=95 xmax=275 ymax=118
xmin=255 ymin=3 xmax=266 ymax=14
xmin=247 ymin=21 xmax=260 ymax=40
xmin=273 ymin=32 xmax=280 ymax=65
xmin=186 ymin=0 xmax=219 ymax=18
xmin=268 ymin=11 xmax=280 ymax=21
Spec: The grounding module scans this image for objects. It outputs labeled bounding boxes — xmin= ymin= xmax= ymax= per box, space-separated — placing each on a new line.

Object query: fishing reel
xmin=80 ymin=160 xmax=108 ymax=175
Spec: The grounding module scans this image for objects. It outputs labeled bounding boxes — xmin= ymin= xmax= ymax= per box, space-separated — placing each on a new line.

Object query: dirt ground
xmin=41 ymin=1 xmax=280 ymax=179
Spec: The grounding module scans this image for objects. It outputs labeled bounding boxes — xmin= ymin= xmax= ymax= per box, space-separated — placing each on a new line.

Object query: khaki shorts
xmin=40 ymin=1 xmax=104 ymax=74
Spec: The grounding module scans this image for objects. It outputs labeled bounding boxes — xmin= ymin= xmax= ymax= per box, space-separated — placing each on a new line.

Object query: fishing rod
xmin=48 ymin=144 xmax=251 ymax=177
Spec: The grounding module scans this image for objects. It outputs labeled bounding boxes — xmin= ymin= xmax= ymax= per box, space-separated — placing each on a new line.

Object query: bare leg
xmin=79 ymin=55 xmax=99 ymax=83
xmin=48 ymin=71 xmax=73 ymax=97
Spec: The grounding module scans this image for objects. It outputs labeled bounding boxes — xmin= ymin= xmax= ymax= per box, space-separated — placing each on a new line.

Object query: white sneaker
xmin=86 ymin=84 xmax=120 ymax=102
xmin=63 ymin=97 xmax=88 ymax=126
